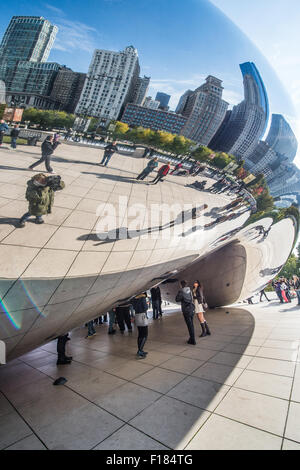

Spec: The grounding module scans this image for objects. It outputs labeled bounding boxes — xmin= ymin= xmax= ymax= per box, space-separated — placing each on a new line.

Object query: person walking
xmin=150 ymin=286 xmax=162 ymax=319
xmin=0 ymin=119 xmax=9 ymax=147
xmin=137 ymin=157 xmax=158 ymax=180
xmin=192 ymin=280 xmax=211 ymax=337
xmin=10 ymin=125 xmax=20 ymax=149
xmin=150 ymin=162 xmax=171 ymax=185
xmin=259 ymin=289 xmax=270 ymax=302
xmin=175 ymin=280 xmax=196 ymax=345
xmin=293 ymin=276 xmax=300 ymax=305
xmin=18 ymin=173 xmax=65 ymax=228
xmin=115 ymin=302 xmax=133 ymax=334
xmin=29 ymin=135 xmax=57 ymax=173
xmin=100 ymin=141 xmax=118 ymax=166
xmin=131 ymin=293 xmax=149 ymax=358
xmin=170 ymin=162 xmax=183 ymax=175
xmin=56 ymin=334 xmax=72 ymax=365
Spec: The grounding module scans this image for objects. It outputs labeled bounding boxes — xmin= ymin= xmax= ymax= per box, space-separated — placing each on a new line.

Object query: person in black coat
xmin=175 ymin=280 xmax=196 ymax=345
xmin=115 ymin=301 xmax=133 ymax=334
xmin=29 ymin=135 xmax=56 ymax=173
xmin=150 ymin=286 xmax=162 ymax=319
xmin=131 ymin=293 xmax=149 ymax=358
xmin=100 ymin=141 xmax=118 ymax=166
xmin=10 ymin=125 xmax=20 ymax=149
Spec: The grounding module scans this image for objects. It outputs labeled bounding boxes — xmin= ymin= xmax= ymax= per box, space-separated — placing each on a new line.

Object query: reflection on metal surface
xmin=0 ymin=146 xmax=297 ymax=361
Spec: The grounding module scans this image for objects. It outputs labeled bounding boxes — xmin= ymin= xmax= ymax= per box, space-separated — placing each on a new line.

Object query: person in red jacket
xmin=150 ymin=162 xmax=171 ymax=185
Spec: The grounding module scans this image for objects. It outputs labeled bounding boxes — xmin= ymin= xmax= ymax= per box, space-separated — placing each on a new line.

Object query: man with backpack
xmin=100 ymin=141 xmax=118 ymax=166
xmin=175 ymin=280 xmax=196 ymax=345
xmin=150 ymin=162 xmax=171 ymax=185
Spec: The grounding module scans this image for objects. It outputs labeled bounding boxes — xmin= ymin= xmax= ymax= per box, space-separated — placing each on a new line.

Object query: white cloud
xmin=44 ymin=3 xmax=64 ymax=15
xmin=52 ymin=19 xmax=100 ymax=54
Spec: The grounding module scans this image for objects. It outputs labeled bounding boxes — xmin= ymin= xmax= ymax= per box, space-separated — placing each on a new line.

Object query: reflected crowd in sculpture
xmin=0 ymin=0 xmax=299 ymax=361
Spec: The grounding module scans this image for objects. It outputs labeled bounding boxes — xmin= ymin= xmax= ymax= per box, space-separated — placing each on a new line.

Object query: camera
xmin=46 ymin=175 xmax=62 ymax=191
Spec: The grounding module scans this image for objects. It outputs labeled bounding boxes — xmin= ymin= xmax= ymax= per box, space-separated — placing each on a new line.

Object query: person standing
xmin=137 ymin=158 xmax=158 ymax=180
xmin=18 ymin=173 xmax=65 ymax=227
xmin=170 ymin=162 xmax=183 ymax=175
xmin=150 ymin=286 xmax=162 ymax=319
xmin=150 ymin=162 xmax=171 ymax=185
xmin=131 ymin=293 xmax=149 ymax=358
xmin=100 ymin=141 xmax=118 ymax=166
xmin=10 ymin=125 xmax=20 ymax=149
xmin=115 ymin=302 xmax=133 ymax=334
xmin=0 ymin=119 xmax=9 ymax=147
xmin=29 ymin=135 xmax=56 ymax=173
xmin=56 ymin=334 xmax=72 ymax=365
xmin=175 ymin=280 xmax=196 ymax=345
xmin=192 ymin=280 xmax=211 ymax=337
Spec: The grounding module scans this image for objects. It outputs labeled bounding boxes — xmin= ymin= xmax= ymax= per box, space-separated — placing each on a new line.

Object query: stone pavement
xmin=0 ymin=295 xmax=300 ymax=450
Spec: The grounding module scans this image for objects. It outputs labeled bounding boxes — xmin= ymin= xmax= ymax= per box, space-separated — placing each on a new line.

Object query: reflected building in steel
xmin=209 ymin=62 xmax=269 ymax=160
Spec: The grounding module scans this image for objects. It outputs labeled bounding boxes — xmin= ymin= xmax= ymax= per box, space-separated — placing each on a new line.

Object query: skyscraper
xmin=143 ymin=96 xmax=160 ymax=109
xmin=133 ymin=76 xmax=150 ymax=106
xmin=246 ymin=114 xmax=298 ymax=180
xmin=209 ymin=62 xmax=269 ymax=159
xmin=0 ymin=16 xmax=58 ymax=66
xmin=76 ymin=46 xmax=140 ymax=124
xmin=155 ymin=92 xmax=171 ymax=110
xmin=50 ymin=69 xmax=87 ymax=113
xmin=180 ymin=75 xmax=229 ymax=145
xmin=175 ymin=90 xmax=193 ymax=114
xmin=266 ymin=114 xmax=298 ymax=162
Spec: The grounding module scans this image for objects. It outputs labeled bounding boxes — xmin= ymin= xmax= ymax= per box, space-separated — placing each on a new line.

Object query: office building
xmin=133 ymin=75 xmax=150 ymax=106
xmin=76 ymin=46 xmax=140 ymax=125
xmin=209 ymin=62 xmax=269 ymax=160
xmin=121 ymin=103 xmax=187 ymax=134
xmin=175 ymin=90 xmax=193 ymax=114
xmin=143 ymin=96 xmax=160 ymax=109
xmin=155 ymin=92 xmax=171 ymax=110
xmin=50 ymin=69 xmax=86 ymax=113
xmin=0 ymin=16 xmax=58 ymax=66
xmin=266 ymin=114 xmax=298 ymax=162
xmin=180 ymin=75 xmax=229 ymax=145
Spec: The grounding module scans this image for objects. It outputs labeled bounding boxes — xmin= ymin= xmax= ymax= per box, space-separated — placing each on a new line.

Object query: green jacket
xmin=25 ymin=179 xmax=64 ymax=216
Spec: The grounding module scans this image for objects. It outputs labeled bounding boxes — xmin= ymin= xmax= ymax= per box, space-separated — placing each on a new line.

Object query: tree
xmin=279 ymin=253 xmax=298 ymax=279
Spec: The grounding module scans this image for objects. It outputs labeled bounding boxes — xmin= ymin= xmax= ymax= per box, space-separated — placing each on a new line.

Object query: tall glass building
xmin=266 ymin=114 xmax=298 ymax=162
xmin=209 ymin=62 xmax=269 ymax=160
xmin=155 ymin=92 xmax=171 ymax=110
xmin=0 ymin=16 xmax=58 ymax=66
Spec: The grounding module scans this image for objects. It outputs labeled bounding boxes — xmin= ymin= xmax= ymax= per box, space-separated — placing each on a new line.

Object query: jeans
xmin=183 ymin=313 xmax=195 ymax=343
xmin=0 ymin=132 xmax=4 ymax=145
xmin=11 ymin=137 xmax=17 ymax=149
xmin=20 ymin=212 xmax=43 ymax=223
xmin=151 ymin=174 xmax=164 ymax=184
xmin=137 ymin=169 xmax=151 ymax=180
xmin=296 ymin=289 xmax=300 ymax=305
xmin=152 ymin=299 xmax=160 ymax=319
xmin=101 ymin=153 xmax=113 ymax=166
xmin=87 ymin=320 xmax=96 ymax=336
xmin=29 ymin=153 xmax=53 ymax=172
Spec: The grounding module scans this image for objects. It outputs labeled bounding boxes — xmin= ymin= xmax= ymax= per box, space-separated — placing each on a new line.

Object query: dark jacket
xmin=10 ymin=128 xmax=20 ymax=138
xmin=104 ymin=143 xmax=117 ymax=156
xmin=131 ymin=294 xmax=148 ymax=313
xmin=193 ymin=286 xmax=204 ymax=304
xmin=25 ymin=178 xmax=65 ymax=216
xmin=147 ymin=159 xmax=158 ymax=171
xmin=150 ymin=287 xmax=161 ymax=302
xmin=41 ymin=140 xmax=55 ymax=156
xmin=175 ymin=287 xmax=195 ymax=315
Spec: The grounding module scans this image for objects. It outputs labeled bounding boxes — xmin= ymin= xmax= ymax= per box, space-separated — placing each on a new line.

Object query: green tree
xmin=279 ymin=253 xmax=298 ymax=279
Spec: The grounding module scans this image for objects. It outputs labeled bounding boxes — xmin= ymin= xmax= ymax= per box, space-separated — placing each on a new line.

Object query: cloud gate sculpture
xmin=0 ymin=0 xmax=298 ymax=362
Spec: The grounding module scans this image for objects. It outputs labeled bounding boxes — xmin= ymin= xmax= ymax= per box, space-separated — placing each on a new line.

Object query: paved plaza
xmin=0 ymin=295 xmax=300 ymax=450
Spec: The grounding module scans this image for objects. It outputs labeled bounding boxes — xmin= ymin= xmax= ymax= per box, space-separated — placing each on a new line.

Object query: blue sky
xmin=0 ymin=0 xmax=299 ymax=162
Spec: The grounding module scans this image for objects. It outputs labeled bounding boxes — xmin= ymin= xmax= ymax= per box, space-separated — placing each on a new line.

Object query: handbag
xmin=202 ymin=302 xmax=208 ymax=310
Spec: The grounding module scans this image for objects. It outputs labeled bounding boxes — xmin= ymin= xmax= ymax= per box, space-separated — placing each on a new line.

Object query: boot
xmin=204 ymin=321 xmax=211 ymax=336
xmin=57 ymin=355 xmax=72 ymax=365
xmin=199 ymin=323 xmax=207 ymax=337
xmin=137 ymin=337 xmax=148 ymax=356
